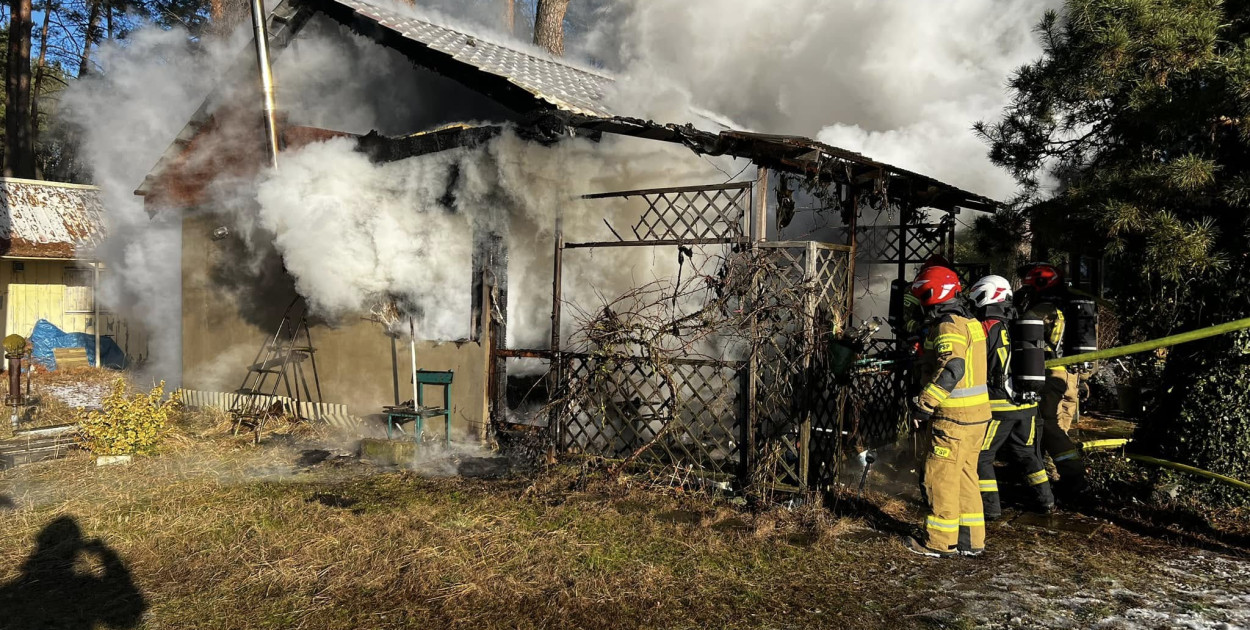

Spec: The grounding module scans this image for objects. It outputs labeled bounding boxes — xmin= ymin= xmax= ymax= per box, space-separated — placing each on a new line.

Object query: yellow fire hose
xmin=1033 ymin=313 xmax=1250 ymax=492
xmin=1073 ymin=438 xmax=1250 ymax=491
xmin=1081 ymin=438 xmax=1129 ymax=451
xmin=1047 ymin=316 xmax=1250 ymax=368
xmin=1124 ymin=454 xmax=1250 ymax=492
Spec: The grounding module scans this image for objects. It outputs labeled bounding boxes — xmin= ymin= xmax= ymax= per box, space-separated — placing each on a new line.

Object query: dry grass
xmin=0 ymin=367 xmax=127 ymax=439
xmin=3 ymin=424 xmax=1246 ymax=630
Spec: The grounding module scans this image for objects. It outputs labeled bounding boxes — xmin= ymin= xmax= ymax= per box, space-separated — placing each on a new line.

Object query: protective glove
xmin=910 ymin=398 xmax=933 ymax=428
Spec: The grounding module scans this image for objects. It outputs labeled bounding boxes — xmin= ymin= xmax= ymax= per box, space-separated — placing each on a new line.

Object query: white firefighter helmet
xmin=969 ymin=275 xmax=1013 ymax=307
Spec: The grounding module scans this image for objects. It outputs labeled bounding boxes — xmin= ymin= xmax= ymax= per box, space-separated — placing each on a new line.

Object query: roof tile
xmin=339 ymin=0 xmax=615 ymax=117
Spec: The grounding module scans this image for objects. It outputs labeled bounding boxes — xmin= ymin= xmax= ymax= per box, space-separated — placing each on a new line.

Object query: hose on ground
xmin=1076 ymin=438 xmax=1250 ymax=492
xmin=1124 ymin=453 xmax=1250 ymax=492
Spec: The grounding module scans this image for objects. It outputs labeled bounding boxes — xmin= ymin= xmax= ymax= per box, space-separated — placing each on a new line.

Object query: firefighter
xmin=968 ymin=275 xmax=1055 ymax=518
xmin=1016 ymin=263 xmax=1088 ymax=496
xmin=903 ymin=265 xmax=992 ymax=558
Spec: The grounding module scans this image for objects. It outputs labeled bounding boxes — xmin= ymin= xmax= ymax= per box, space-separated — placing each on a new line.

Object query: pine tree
xmin=977 ymin=0 xmax=1250 ymax=500
xmin=533 ymin=0 xmax=570 ymax=56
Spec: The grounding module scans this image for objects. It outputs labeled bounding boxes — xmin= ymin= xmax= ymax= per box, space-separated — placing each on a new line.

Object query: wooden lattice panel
xmin=751 ymin=242 xmax=855 ymax=489
xmin=633 ymin=187 xmax=748 ymax=242
xmin=559 ymin=355 xmax=744 ymax=479
xmin=582 ymin=182 xmax=752 ymax=244
xmin=855 ymin=219 xmax=953 ymax=266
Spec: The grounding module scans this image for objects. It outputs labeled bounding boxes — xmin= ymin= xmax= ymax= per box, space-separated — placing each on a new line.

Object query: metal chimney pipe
xmin=250 ymin=0 xmax=280 ymax=169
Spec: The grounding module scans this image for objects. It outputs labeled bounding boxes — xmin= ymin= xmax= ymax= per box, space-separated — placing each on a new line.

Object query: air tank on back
xmin=1065 ymin=294 xmax=1099 ymax=356
xmin=888 ymin=279 xmax=910 ymax=333
xmin=1010 ymin=317 xmax=1046 ymax=394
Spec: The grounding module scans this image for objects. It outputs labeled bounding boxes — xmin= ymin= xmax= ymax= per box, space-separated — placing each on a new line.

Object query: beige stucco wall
xmin=181 ymin=211 xmax=489 ymax=439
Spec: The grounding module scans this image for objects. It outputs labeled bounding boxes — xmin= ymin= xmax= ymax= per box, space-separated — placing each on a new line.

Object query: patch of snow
xmin=40 ymin=382 xmax=111 ymax=410
xmin=951 ymin=553 xmax=1250 ymax=630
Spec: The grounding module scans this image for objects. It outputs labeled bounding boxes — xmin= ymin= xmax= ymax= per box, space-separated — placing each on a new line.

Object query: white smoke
xmin=253 ymin=139 xmax=473 ymax=334
xmin=62 ymin=27 xmax=249 ymax=384
xmin=63 ymin=0 xmax=1060 ymax=383
xmin=252 ymin=128 xmax=737 ymax=345
xmin=577 ymin=0 xmax=1060 ymax=200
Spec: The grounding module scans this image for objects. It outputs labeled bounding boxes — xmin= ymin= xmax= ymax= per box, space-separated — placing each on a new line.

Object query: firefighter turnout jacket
xmin=915 ymin=303 xmax=992 ymax=554
xmin=915 ymin=308 xmax=992 ymax=424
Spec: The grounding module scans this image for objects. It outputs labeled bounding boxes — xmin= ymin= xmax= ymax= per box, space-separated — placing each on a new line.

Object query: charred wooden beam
xmin=355 ymin=126 xmax=503 ymax=163
xmin=495 ymin=348 xmax=552 ymax=359
xmin=580 ymin=181 xmax=752 ymax=199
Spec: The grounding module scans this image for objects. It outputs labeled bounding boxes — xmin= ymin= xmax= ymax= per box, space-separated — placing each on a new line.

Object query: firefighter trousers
xmin=1040 ymin=368 xmax=1086 ymax=493
xmin=977 ymin=408 xmax=1055 ymax=517
xmin=1041 ymin=368 xmax=1080 ymax=432
xmin=923 ymin=418 xmax=989 ymax=553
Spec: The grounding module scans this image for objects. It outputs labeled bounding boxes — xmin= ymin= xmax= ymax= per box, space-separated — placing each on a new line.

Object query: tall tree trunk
xmin=29 ymin=0 xmax=50 ymax=179
xmin=209 ymin=0 xmax=251 ymax=37
xmin=78 ymin=0 xmax=101 ymax=76
xmin=501 ymin=0 xmax=515 ymax=36
xmin=533 ymin=0 xmax=570 ymax=56
xmin=5 ymin=0 xmax=35 ymax=178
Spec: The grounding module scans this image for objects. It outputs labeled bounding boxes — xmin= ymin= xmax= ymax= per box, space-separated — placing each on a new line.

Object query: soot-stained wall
xmin=180 ymin=210 xmax=489 ymax=438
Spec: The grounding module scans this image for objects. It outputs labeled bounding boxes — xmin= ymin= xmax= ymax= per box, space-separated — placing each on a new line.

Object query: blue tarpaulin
xmin=28 ymin=319 xmax=125 ymax=370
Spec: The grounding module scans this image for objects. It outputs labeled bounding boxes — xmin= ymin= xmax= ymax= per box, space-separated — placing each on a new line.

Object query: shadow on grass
xmin=0 ymin=515 xmax=146 ymax=629
xmin=824 ymin=492 xmax=916 ymax=538
xmin=1078 ymin=502 xmax=1250 ymax=558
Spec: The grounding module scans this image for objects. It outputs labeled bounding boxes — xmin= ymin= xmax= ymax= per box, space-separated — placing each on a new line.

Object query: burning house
xmin=139 ymin=0 xmax=997 ymax=487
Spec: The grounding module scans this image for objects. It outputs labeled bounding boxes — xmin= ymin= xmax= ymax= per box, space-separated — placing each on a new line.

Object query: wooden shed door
xmin=62 ymin=267 xmax=95 ymax=333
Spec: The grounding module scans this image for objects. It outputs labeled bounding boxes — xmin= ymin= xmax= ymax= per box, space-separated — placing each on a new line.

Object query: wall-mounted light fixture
xmin=212 ymin=226 xmax=231 ymax=241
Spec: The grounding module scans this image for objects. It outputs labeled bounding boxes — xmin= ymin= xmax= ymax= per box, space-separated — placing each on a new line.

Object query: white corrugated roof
xmin=0 ymin=177 xmax=104 ymax=259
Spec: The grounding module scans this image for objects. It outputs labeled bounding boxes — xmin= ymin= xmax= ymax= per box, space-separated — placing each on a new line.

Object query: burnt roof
xmin=0 ymin=177 xmax=104 ymax=259
xmin=139 ymin=0 xmax=998 ymax=213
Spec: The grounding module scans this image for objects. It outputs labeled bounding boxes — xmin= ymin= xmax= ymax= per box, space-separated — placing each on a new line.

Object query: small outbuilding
xmin=0 ymin=176 xmax=145 ymax=364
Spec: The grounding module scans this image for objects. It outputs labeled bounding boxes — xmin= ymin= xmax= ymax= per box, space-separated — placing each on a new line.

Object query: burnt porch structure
xmin=468 ymin=124 xmax=996 ymax=491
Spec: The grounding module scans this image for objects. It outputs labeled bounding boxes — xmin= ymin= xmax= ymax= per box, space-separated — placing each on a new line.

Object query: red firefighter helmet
xmin=909 ymin=266 xmax=961 ymax=307
xmin=1021 ymin=263 xmax=1063 ymax=292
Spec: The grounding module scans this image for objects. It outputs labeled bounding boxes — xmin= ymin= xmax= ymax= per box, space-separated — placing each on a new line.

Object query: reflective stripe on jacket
xmin=1024 ymin=300 xmax=1065 ymax=360
xmin=917 ymin=313 xmax=992 ymax=424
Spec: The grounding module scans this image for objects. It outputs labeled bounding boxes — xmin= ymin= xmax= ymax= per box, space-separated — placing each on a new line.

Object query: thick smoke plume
xmin=64 ymin=0 xmax=1059 ymax=384
xmin=63 ymin=28 xmax=248 ymax=384
xmin=254 ymin=129 xmax=736 ymax=346
xmin=577 ymin=0 xmax=1061 ymax=200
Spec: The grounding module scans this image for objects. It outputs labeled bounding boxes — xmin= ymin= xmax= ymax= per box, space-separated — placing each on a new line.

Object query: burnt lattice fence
xmin=558 ymin=355 xmax=746 ymax=482
xmin=512 ymin=178 xmax=947 ymax=493
xmin=749 ymin=241 xmax=854 ymax=491
xmin=548 ymin=237 xmax=856 ymax=491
